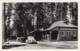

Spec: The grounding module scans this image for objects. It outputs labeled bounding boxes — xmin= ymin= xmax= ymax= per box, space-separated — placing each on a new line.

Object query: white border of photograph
xmin=0 ymin=0 xmax=80 ymax=51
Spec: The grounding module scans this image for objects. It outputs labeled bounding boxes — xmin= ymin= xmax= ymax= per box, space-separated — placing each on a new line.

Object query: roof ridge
xmin=45 ymin=21 xmax=77 ymax=30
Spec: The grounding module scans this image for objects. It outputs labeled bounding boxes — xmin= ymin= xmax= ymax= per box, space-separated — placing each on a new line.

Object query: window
xmin=61 ymin=31 xmax=65 ymax=36
xmin=72 ymin=31 xmax=76 ymax=37
xmin=66 ymin=31 xmax=68 ymax=34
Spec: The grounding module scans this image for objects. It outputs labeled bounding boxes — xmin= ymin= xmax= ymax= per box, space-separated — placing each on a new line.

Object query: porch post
xmin=57 ymin=30 xmax=60 ymax=40
xmin=49 ymin=31 xmax=52 ymax=41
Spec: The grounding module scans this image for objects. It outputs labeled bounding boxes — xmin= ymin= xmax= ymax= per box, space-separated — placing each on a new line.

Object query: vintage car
xmin=26 ymin=36 xmax=37 ymax=44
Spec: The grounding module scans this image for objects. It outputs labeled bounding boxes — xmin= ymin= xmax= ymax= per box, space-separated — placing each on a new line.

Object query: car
xmin=26 ymin=36 xmax=37 ymax=44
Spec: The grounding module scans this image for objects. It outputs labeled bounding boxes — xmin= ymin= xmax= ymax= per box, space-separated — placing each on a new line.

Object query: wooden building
xmin=32 ymin=21 xmax=78 ymax=41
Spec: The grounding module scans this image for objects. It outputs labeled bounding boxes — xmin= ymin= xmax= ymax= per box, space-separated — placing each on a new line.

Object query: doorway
xmin=34 ymin=31 xmax=42 ymax=41
xmin=51 ymin=31 xmax=58 ymax=40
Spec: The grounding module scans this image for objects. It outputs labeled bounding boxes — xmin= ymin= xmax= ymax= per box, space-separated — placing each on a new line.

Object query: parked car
xmin=26 ymin=36 xmax=37 ymax=44
xmin=17 ymin=37 xmax=25 ymax=42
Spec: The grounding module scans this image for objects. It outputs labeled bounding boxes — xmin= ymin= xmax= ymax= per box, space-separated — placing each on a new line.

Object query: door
xmin=51 ymin=31 xmax=58 ymax=40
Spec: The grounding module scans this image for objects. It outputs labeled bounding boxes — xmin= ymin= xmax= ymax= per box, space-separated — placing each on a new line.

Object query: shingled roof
xmin=45 ymin=21 xmax=77 ymax=31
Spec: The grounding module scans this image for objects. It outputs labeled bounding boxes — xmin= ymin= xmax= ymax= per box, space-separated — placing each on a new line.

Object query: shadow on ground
xmin=2 ymin=44 xmax=26 ymax=49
